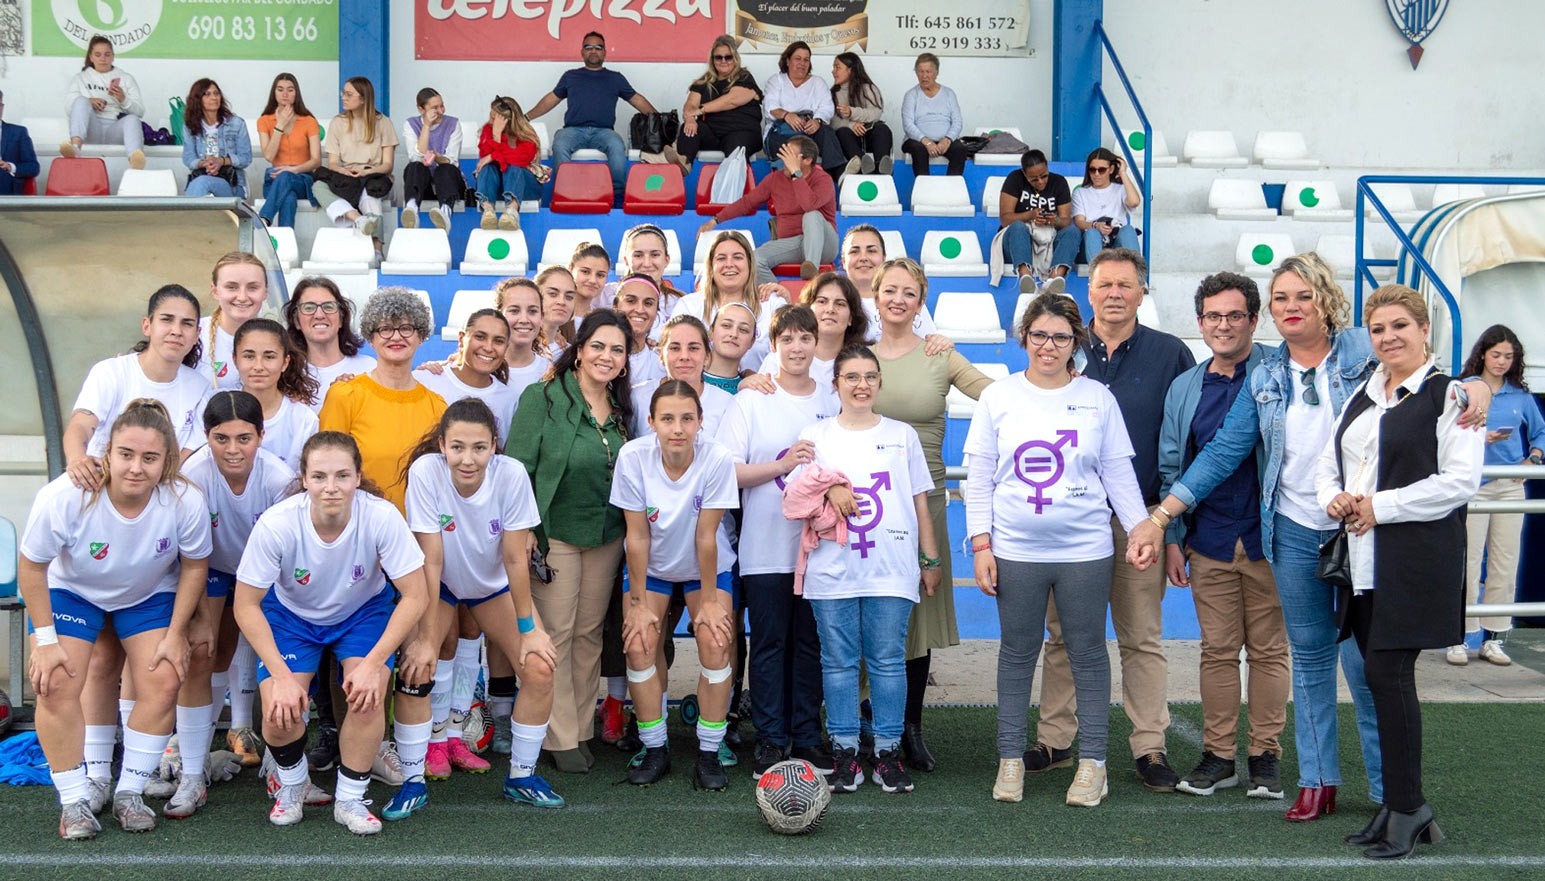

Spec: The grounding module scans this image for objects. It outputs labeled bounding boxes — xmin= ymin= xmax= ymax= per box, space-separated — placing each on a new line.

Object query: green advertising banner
xmin=32 ymin=0 xmax=338 ymax=60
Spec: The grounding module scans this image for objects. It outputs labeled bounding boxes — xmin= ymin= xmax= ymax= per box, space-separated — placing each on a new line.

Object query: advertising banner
xmin=732 ymin=0 xmax=1029 ymax=56
xmin=32 ymin=0 xmax=339 ymax=60
xmin=416 ymin=0 xmax=729 ymax=62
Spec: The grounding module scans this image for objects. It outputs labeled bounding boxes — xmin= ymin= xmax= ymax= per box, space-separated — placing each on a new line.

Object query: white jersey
xmin=73 ymin=353 xmax=212 ymax=456
xmin=673 ymin=291 xmax=785 ymax=373
xmin=963 ymin=374 xmax=1141 ymax=563
xmin=237 ymin=491 xmax=424 ymax=626
xmin=610 ymin=434 xmax=739 ymax=582
xmin=714 ymin=379 xmax=838 ymax=575
xmin=406 ymin=454 xmax=541 ymax=601
xmin=307 ymin=354 xmax=377 ymax=414
xmin=412 ymin=367 xmax=522 ymax=446
xmin=629 ymin=347 xmax=668 ymax=386
xmin=790 ymin=416 xmax=934 ymax=601
xmin=629 ymin=380 xmax=734 ymax=441
xmin=861 ymin=298 xmax=937 ymax=343
xmin=20 ymin=475 xmax=212 ymax=612
xmin=192 ymin=318 xmax=241 ymax=390
xmin=182 ymin=446 xmax=295 ymax=574
xmin=757 ymin=351 xmax=835 ymax=388
xmin=260 ymin=396 xmax=319 ymax=471
xmin=506 ymin=356 xmax=549 ymax=407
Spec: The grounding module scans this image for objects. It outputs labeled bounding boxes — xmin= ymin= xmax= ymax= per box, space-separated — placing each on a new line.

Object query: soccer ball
xmin=461 ymin=700 xmax=495 ymax=754
xmin=0 ymin=688 xmax=12 ymax=736
xmin=755 ymin=759 xmax=830 ymax=835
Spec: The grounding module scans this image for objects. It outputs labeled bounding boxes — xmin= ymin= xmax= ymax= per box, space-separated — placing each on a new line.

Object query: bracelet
xmin=971 ymin=540 xmax=992 ymax=553
xmin=919 ymin=552 xmax=942 ymax=570
xmin=517 ymin=615 xmax=536 ymax=634
xmin=1148 ymin=513 xmax=1169 ymax=531
xmin=1151 ymin=506 xmax=1173 ymax=524
xmin=34 ymin=625 xmax=59 ymax=646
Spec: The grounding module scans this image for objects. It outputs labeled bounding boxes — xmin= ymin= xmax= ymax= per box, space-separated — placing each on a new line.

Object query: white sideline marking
xmin=1169 ymin=715 xmax=1205 ymax=748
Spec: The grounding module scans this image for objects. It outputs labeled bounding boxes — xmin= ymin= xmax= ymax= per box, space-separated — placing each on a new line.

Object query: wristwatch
xmin=1529 ymin=452 xmax=1542 ymax=465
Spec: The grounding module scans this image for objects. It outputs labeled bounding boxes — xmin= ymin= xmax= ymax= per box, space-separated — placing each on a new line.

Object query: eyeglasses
xmin=1027 ymin=330 xmax=1076 ymax=349
xmin=839 ymin=372 xmax=880 ymax=386
xmin=374 ymin=325 xmax=419 ymax=340
xmin=298 ymin=301 xmax=340 ymax=315
xmin=1299 ymin=365 xmax=1320 ymax=406
xmin=1089 ymin=165 xmax=1113 ymax=174
xmin=583 ymin=44 xmax=605 ymax=50
xmin=1201 ymin=311 xmax=1250 ymax=327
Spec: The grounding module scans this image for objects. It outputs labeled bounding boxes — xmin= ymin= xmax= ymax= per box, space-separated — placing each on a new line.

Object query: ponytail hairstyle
xmin=649 ymin=379 xmax=703 ymax=418
xmin=235 ymin=317 xmax=321 ymax=406
xmin=91 ymin=398 xmax=184 ymax=508
xmin=534 ymin=266 xmax=579 ymax=350
xmin=401 ymin=397 xmax=501 ymax=489
xmin=132 ymin=284 xmax=204 ymax=369
xmin=494 ymin=276 xmax=547 ymax=356
xmin=208 ymin=251 xmax=269 ymax=374
xmin=569 ymin=240 xmax=611 ymax=268
xmin=284 ymin=277 xmax=364 ymax=357
xmin=293 ymin=430 xmax=383 ymax=498
xmin=455 ymin=307 xmax=513 ymax=383
xmin=621 ymin=224 xmax=684 ymax=303
xmin=202 ymin=389 xmax=266 ymax=436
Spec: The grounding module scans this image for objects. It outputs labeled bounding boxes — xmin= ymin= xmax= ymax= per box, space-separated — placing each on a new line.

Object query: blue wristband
xmin=517 ymin=615 xmax=536 ymax=634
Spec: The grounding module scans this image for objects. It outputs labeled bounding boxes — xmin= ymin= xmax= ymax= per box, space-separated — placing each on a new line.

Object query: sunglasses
xmin=583 ymin=44 xmax=604 ymax=50
xmin=1299 ymin=365 xmax=1320 ymax=406
xmin=1089 ymin=165 xmax=1113 ymax=174
xmin=713 ymin=54 xmax=735 ymax=61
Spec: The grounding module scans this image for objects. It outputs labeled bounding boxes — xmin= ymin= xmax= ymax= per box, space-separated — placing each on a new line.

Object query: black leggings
xmin=402 ymin=161 xmax=466 ymax=206
xmin=675 ymin=122 xmax=762 ymax=162
xmin=835 ymin=122 xmax=894 ymax=163
xmin=901 ymin=138 xmax=969 ymax=176
xmin=1348 ymin=593 xmax=1424 ymax=811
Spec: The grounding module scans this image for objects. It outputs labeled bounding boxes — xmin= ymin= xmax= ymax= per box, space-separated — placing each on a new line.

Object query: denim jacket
xmin=181 ymin=115 xmax=253 ymax=173
xmin=1168 ymin=327 xmax=1375 ymax=563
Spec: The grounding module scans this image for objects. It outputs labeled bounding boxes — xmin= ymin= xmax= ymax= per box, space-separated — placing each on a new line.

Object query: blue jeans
xmin=1082 ymin=224 xmax=1139 ymax=262
xmin=186 ymin=172 xmax=243 ymax=198
xmin=743 ymin=572 xmax=824 ymax=749
xmin=475 ymin=164 xmax=541 ymax=206
xmin=260 ymin=170 xmax=314 ymax=227
xmin=1001 ymin=221 xmax=1081 ymax=275
xmin=551 ymin=126 xmax=627 ymax=196
xmin=810 ymin=595 xmax=912 ymax=753
xmin=1272 ymin=514 xmax=1383 ymax=801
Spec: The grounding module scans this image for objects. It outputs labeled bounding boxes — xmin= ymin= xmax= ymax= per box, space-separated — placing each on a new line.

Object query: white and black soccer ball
xmin=460 ymin=700 xmax=495 ymax=754
xmin=755 ymin=759 xmax=831 ymax=835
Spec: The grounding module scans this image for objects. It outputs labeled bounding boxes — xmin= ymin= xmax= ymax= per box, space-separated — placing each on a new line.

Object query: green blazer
xmin=505 ymin=372 xmax=626 ymax=551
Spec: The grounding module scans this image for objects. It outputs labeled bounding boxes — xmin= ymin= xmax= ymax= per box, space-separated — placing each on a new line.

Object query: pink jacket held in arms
xmin=781 ymin=464 xmax=853 ymax=595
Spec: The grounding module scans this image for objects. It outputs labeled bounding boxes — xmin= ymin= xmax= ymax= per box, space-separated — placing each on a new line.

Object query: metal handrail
xmin=1093 ymin=20 xmax=1153 ymax=268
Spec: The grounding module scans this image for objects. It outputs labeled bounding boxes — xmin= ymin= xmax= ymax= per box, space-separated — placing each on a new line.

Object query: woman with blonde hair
xmin=312 ymin=76 xmax=398 ymax=237
xmin=475 ymin=96 xmax=549 ymax=232
xmin=194 ymin=252 xmax=269 ymax=391
xmin=672 ymin=35 xmax=764 ymax=172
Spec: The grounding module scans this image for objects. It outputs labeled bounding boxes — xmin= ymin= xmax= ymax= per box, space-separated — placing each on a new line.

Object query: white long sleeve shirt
xmin=761 ymin=73 xmax=834 ymax=135
xmin=66 ymin=67 xmax=145 ymax=121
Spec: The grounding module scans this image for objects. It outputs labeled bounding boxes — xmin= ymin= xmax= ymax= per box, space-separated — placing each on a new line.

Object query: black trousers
xmin=835 ymin=122 xmax=894 ymax=163
xmin=901 ymin=137 xmax=969 ymax=176
xmin=675 ymin=122 xmax=762 ymax=162
xmin=1347 ymin=592 xmax=1425 ymax=811
xmin=402 ymin=160 xmax=466 ymax=206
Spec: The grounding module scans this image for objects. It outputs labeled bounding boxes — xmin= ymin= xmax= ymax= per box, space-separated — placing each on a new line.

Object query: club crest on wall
xmin=1386 ymin=0 xmax=1450 ymax=69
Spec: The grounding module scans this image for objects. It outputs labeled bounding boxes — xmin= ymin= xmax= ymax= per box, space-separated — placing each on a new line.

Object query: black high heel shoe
xmin=1363 ymin=803 xmax=1445 ymax=860
xmin=1345 ymin=806 xmax=1389 ymax=845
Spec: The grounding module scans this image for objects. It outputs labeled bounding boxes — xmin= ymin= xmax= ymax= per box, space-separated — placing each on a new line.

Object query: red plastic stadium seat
xmin=623 ymin=164 xmax=685 ymax=215
xmin=772 ymin=263 xmax=835 ymax=278
xmin=695 ymin=163 xmax=754 ymax=215
xmin=549 ymin=162 xmax=614 ymax=214
xmin=44 ymin=157 xmax=110 ymax=196
xmin=21 ymin=177 xmax=37 ymax=195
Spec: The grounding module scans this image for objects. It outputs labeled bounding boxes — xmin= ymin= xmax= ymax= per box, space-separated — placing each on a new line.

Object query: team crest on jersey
xmin=90 ymin=542 xmax=109 ymax=560
xmin=210 ymin=512 xmax=220 ymax=529
xmin=351 ymin=564 xmax=366 ymax=582
xmin=294 ymin=568 xmax=312 ymax=585
xmin=214 ymin=361 xmax=228 ymax=377
xmin=154 ymin=537 xmax=172 ymax=555
xmin=693 ymin=495 xmax=703 ymax=512
xmin=646 ymin=506 xmax=660 ymax=523
xmin=439 ymin=514 xmax=457 ymax=532
xmin=488 ymin=518 xmax=502 ymax=536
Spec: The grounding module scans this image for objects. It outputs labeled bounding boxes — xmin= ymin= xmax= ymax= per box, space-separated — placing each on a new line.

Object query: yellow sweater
xmin=318 ymin=374 xmax=446 ymax=513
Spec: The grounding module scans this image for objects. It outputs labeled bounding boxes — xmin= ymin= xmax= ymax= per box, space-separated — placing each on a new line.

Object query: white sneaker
xmin=86 ymin=777 xmax=111 ymax=815
xmin=844 ymin=155 xmax=862 ymax=176
xmin=1480 ymin=639 xmax=1513 ymax=666
xmin=1066 ymin=759 xmax=1108 ymax=807
xmin=142 ymin=772 xmax=177 ymax=799
xmin=269 ymin=782 xmax=305 ymax=826
xmin=372 ymin=741 xmax=405 ymax=786
xmin=333 ymin=798 xmax=382 ymax=835
xmin=263 ymin=750 xmax=333 ymax=805
xmin=498 ymin=207 xmax=520 ymax=231
xmin=162 ymin=772 xmax=207 ymax=819
xmin=428 ymin=204 xmax=449 ymax=231
xmin=1446 ymin=644 xmax=1469 ymax=666
xmin=1040 ymin=276 xmax=1067 ymax=297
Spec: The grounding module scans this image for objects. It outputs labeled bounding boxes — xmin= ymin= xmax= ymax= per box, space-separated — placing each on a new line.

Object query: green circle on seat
xmin=487 ymin=238 xmax=511 ymax=260
xmin=857 ymin=180 xmax=879 ymax=201
xmin=989 ymin=129 xmax=1002 ymax=135
xmin=1299 ymin=186 xmax=1320 ymax=207
xmin=1128 ymin=131 xmax=1146 ymax=151
xmin=269 ymin=236 xmax=278 ymax=251
xmin=940 ymin=236 xmax=963 ymax=259
xmin=1251 ymin=244 xmax=1274 ymax=266
xmin=645 ymin=174 xmax=664 ymax=192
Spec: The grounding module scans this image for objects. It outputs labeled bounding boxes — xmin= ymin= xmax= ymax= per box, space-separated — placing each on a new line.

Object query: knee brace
xmin=396 ymin=678 xmax=434 ymax=698
xmin=703 ymin=664 xmax=733 ymax=685
xmin=626 ymin=664 xmax=658 ymax=684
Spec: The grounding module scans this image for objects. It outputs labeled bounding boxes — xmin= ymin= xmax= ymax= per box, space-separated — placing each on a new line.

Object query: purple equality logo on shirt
xmin=847 ymin=471 xmax=891 ymax=558
xmin=1012 ymin=430 xmax=1078 ymax=514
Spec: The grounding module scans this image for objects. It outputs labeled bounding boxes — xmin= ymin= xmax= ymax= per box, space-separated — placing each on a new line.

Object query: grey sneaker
xmin=59 ymin=800 xmax=101 ymax=840
xmin=112 ymin=792 xmax=158 ymax=833
xmin=142 ymin=773 xmax=177 ymax=799
xmin=353 ymin=214 xmax=380 ymax=237
xmin=1040 ymin=276 xmax=1067 ymax=297
xmin=163 ymin=772 xmax=208 ymax=819
xmin=372 ymin=741 xmax=405 ymax=786
xmin=1176 ymin=751 xmax=1238 ymax=796
xmin=86 ymin=777 xmax=111 ymax=815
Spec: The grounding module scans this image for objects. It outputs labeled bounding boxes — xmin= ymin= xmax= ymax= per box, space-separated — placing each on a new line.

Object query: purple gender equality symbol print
xmin=1012 ymin=430 xmax=1078 ymax=514
xmin=847 ymin=471 xmax=891 ymax=557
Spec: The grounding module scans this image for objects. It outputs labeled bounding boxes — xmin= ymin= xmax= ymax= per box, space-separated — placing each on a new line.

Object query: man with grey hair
xmin=699 ymin=134 xmax=837 ymax=284
xmin=0 ymin=90 xmax=40 ymax=195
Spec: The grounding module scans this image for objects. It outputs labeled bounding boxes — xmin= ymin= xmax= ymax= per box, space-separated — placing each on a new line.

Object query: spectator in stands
xmin=61 ymin=35 xmax=146 ymax=169
xmin=1455 ymin=324 xmax=1544 ymax=667
xmin=1072 ymin=148 xmax=1141 ymax=261
xmin=992 ymin=149 xmax=1078 ymax=295
xmin=475 ymin=96 xmax=547 ymax=232
xmin=762 ymin=41 xmax=845 ymax=180
xmin=1030 ymin=248 xmax=1194 ymax=793
xmin=0 ymin=91 xmax=40 ymax=194
xmin=700 ymin=136 xmax=836 ymax=288
xmin=900 ymin=53 xmax=966 ymax=177
xmin=256 ymin=73 xmax=321 ymax=228
xmin=1157 ymin=272 xmax=1288 ymax=801
xmin=180 ymin=79 xmax=251 ymax=198
xmin=527 ymin=31 xmax=659 ymax=202
xmin=1315 ymin=284 xmax=1482 ymax=859
xmin=400 ymin=87 xmax=464 ymax=232
xmin=671 ymin=35 xmax=763 ymax=172
xmin=830 ymin=52 xmax=892 ymax=177
xmin=313 ymin=77 xmax=397 ymax=238
xmin=283 ymin=277 xmax=375 ymax=412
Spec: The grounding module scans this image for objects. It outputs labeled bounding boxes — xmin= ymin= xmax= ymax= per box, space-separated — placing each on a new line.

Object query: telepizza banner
xmin=416 ymin=0 xmax=729 ymax=61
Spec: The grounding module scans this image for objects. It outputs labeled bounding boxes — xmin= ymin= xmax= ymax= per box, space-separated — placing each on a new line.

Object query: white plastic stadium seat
xmin=947 ymin=362 xmax=1009 ymax=418
xmin=920 ymin=230 xmax=988 ymax=277
xmin=693 ymin=228 xmax=761 ymax=276
xmin=1235 ymin=233 xmax=1298 ymax=277
xmin=538 ymin=227 xmax=603 ymax=272
xmin=1253 ymin=131 xmax=1320 ymax=169
xmin=115 ymin=168 xmax=179 ymax=197
xmin=266 ymin=227 xmax=300 ymax=270
xmin=932 ymin=293 xmax=1005 ymax=343
xmin=910 ymin=177 xmax=975 ymax=217
xmin=442 ymin=289 xmax=498 ymax=341
xmin=459 ymin=120 xmax=482 ymax=158
xmin=981 ymin=175 xmax=1008 ymax=214
xmin=971 ymin=126 xmax=1024 ymax=166
xmin=532 ymin=122 xmax=552 ymax=159
xmin=21 ymin=117 xmax=69 ymax=152
xmin=1182 ymin=130 xmax=1248 ymax=168
xmin=615 ymin=228 xmax=682 ymax=277
xmin=1432 ymin=184 xmax=1486 ymax=207
xmin=1281 ymin=180 xmax=1353 ymax=221
xmin=1115 ymin=129 xmax=1177 ymax=168
xmin=1137 ymin=297 xmax=1161 ymax=331
xmin=1363 ymin=183 xmax=1424 ymax=224
xmin=879 ymin=229 xmax=907 ymax=260
xmin=1010 ymin=290 xmax=1074 ymax=333
xmin=839 ymin=174 xmax=902 ymax=216
xmin=1207 ymin=179 xmax=1277 ymax=220
xmin=302 ymin=227 xmax=376 ymax=274
xmin=461 ymin=230 xmax=529 ymax=276
xmin=1315 ymin=233 xmax=1392 ymax=281
xmin=380 ymin=228 xmax=452 ymax=275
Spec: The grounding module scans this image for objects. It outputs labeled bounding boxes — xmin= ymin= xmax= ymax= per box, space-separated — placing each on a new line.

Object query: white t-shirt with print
xmin=610 ymin=434 xmax=739 ymax=582
xmin=21 ymin=475 xmax=212 ymax=612
xmin=1071 ymin=182 xmax=1131 ymax=228
xmin=308 ymin=354 xmax=378 ymax=414
xmin=73 ymin=353 xmax=212 ymax=456
xmin=406 ymin=454 xmax=541 ymax=601
xmin=193 ymin=318 xmax=241 ymax=391
xmin=412 ymin=367 xmax=522 ymax=446
xmin=790 ymin=416 xmax=934 ymax=601
xmin=182 ymin=446 xmax=295 ymax=574
xmin=261 ymin=396 xmax=319 ymax=471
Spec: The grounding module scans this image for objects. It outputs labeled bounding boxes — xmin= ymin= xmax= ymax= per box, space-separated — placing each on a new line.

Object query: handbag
xmin=956 ymin=135 xmax=990 ymax=155
xmin=1316 ymin=527 xmax=1353 ymax=588
xmin=710 ymin=147 xmax=749 ymax=204
xmin=629 ymin=111 xmax=680 ymax=154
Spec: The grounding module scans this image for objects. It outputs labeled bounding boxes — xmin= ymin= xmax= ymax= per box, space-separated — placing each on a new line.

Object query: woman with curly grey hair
xmin=319 ymin=286 xmax=446 ymax=513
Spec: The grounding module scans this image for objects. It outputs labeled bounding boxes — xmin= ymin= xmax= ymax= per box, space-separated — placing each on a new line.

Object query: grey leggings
xmin=995 ymin=556 xmax=1113 ymax=760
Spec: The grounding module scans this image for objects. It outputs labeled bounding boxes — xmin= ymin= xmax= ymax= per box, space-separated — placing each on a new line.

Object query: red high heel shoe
xmin=1285 ymin=785 xmax=1337 ymax=821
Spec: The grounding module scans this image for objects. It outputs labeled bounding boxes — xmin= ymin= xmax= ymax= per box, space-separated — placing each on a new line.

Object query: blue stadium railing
xmin=1093 ymin=19 xmax=1153 ymax=268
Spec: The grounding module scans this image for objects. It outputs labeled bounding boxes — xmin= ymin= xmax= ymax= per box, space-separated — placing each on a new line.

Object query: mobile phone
xmin=110 ymin=77 xmax=120 ymax=90
xmin=1493 ymin=427 xmax=1515 ymax=439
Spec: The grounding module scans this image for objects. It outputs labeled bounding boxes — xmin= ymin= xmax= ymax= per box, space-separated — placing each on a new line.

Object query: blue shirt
xmin=1467 ymin=379 xmax=1545 ymax=480
xmin=1187 ymin=362 xmax=1263 ymax=562
xmin=554 ymin=67 xmax=636 ymax=130
xmin=1081 ymin=322 xmax=1197 ymax=504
